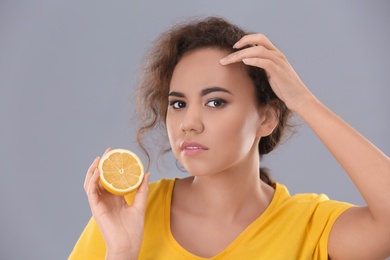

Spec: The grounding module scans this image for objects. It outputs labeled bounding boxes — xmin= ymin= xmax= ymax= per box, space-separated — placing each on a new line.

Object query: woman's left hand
xmin=220 ymin=33 xmax=313 ymax=113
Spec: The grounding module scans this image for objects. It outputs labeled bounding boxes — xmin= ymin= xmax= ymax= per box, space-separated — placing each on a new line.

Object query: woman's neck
xmin=173 ymin=163 xmax=274 ymax=221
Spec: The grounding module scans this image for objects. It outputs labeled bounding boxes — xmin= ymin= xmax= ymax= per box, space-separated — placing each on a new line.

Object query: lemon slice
xmin=98 ymin=148 xmax=144 ymax=195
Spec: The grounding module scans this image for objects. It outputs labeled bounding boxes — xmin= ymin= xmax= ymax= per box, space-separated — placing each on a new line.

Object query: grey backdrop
xmin=1 ymin=1 xmax=389 ymax=259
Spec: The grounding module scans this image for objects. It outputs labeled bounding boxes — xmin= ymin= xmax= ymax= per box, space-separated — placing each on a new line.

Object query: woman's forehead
xmin=171 ymin=48 xmax=249 ymax=83
xmin=170 ymin=48 xmax=250 ymax=90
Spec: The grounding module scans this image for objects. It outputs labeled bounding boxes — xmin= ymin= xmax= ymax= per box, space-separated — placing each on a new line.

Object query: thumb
xmin=132 ymin=173 xmax=150 ymax=215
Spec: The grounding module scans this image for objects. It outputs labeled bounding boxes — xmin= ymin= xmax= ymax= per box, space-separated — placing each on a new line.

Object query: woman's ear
xmin=256 ymin=106 xmax=278 ymax=137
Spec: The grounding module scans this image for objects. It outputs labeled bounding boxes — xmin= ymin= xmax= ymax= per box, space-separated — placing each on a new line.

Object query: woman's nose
xmin=180 ymin=106 xmax=204 ymax=134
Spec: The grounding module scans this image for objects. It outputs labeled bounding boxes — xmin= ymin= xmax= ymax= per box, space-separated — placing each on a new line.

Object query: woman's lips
xmin=181 ymin=141 xmax=209 ymax=156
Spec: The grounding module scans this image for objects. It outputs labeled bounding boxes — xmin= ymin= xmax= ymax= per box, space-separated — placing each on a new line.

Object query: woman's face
xmin=166 ymin=48 xmax=273 ymax=177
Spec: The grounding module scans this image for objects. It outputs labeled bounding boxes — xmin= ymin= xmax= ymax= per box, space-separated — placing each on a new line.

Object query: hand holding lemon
xmin=84 ymin=148 xmax=149 ymax=259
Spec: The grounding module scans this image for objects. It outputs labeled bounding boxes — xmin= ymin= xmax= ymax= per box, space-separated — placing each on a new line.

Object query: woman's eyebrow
xmin=168 ymin=91 xmax=185 ymax=98
xmin=201 ymin=86 xmax=233 ymax=96
xmin=168 ymin=86 xmax=233 ymax=98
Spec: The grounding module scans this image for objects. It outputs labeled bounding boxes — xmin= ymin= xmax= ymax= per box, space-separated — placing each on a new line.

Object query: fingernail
xmin=219 ymin=58 xmax=227 ymax=65
xmin=233 ymin=42 xmax=239 ymax=49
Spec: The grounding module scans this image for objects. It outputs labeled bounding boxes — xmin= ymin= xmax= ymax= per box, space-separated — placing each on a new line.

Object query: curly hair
xmin=136 ymin=17 xmax=291 ymax=185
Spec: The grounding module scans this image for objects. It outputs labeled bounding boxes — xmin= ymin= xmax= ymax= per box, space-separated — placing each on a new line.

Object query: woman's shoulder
xmin=271 ymin=182 xmax=353 ymax=217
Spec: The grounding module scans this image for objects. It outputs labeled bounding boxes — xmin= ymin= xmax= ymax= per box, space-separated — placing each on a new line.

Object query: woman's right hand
xmin=84 ymin=149 xmax=150 ymax=259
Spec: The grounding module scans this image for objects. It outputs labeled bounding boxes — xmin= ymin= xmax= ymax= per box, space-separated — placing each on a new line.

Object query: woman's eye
xmin=170 ymin=100 xmax=186 ymax=109
xmin=206 ymin=99 xmax=226 ymax=108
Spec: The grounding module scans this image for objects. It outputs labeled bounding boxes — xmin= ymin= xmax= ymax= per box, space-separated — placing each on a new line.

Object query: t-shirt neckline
xmin=163 ymin=178 xmax=282 ymax=259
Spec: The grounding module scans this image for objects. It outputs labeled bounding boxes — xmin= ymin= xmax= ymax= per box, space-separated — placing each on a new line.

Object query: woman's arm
xmin=220 ymin=34 xmax=390 ymax=259
xmin=297 ymin=94 xmax=390 ymax=260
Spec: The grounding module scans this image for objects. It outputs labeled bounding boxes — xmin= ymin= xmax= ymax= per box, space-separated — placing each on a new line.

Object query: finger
xmin=233 ymin=33 xmax=278 ymax=51
xmin=84 ymin=157 xmax=100 ymax=192
xmin=220 ymin=45 xmax=278 ymax=66
xmin=86 ymin=168 xmax=101 ymax=205
xmin=103 ymin=147 xmax=111 ymax=156
xmin=86 ymin=147 xmax=113 ymax=195
xmin=84 ymin=148 xmax=110 ymax=193
xmin=242 ymin=57 xmax=278 ymax=75
xmin=132 ymin=173 xmax=150 ymax=215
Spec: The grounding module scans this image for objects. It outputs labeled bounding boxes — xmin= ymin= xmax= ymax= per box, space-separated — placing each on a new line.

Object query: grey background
xmin=1 ymin=1 xmax=389 ymax=259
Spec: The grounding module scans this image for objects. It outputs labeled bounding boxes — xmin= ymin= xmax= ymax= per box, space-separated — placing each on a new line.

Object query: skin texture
xmin=84 ymin=33 xmax=390 ymax=259
xmin=167 ymin=48 xmax=277 ymax=178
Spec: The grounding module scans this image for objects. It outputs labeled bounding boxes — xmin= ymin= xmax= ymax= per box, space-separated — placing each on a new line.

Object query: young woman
xmin=70 ymin=17 xmax=390 ymax=259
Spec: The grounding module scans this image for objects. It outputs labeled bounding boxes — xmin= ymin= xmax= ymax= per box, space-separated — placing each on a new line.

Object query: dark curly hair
xmin=136 ymin=16 xmax=291 ymax=185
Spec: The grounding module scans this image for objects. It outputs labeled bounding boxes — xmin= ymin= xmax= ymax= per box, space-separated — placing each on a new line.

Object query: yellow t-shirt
xmin=69 ymin=179 xmax=353 ymax=259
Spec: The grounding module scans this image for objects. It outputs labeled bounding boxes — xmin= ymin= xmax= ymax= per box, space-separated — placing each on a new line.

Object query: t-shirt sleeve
xmin=68 ymin=217 xmax=106 ymax=260
xmin=307 ymin=194 xmax=354 ymax=259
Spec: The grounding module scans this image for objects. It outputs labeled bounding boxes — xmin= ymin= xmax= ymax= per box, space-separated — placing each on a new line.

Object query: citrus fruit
xmin=98 ymin=148 xmax=144 ymax=195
